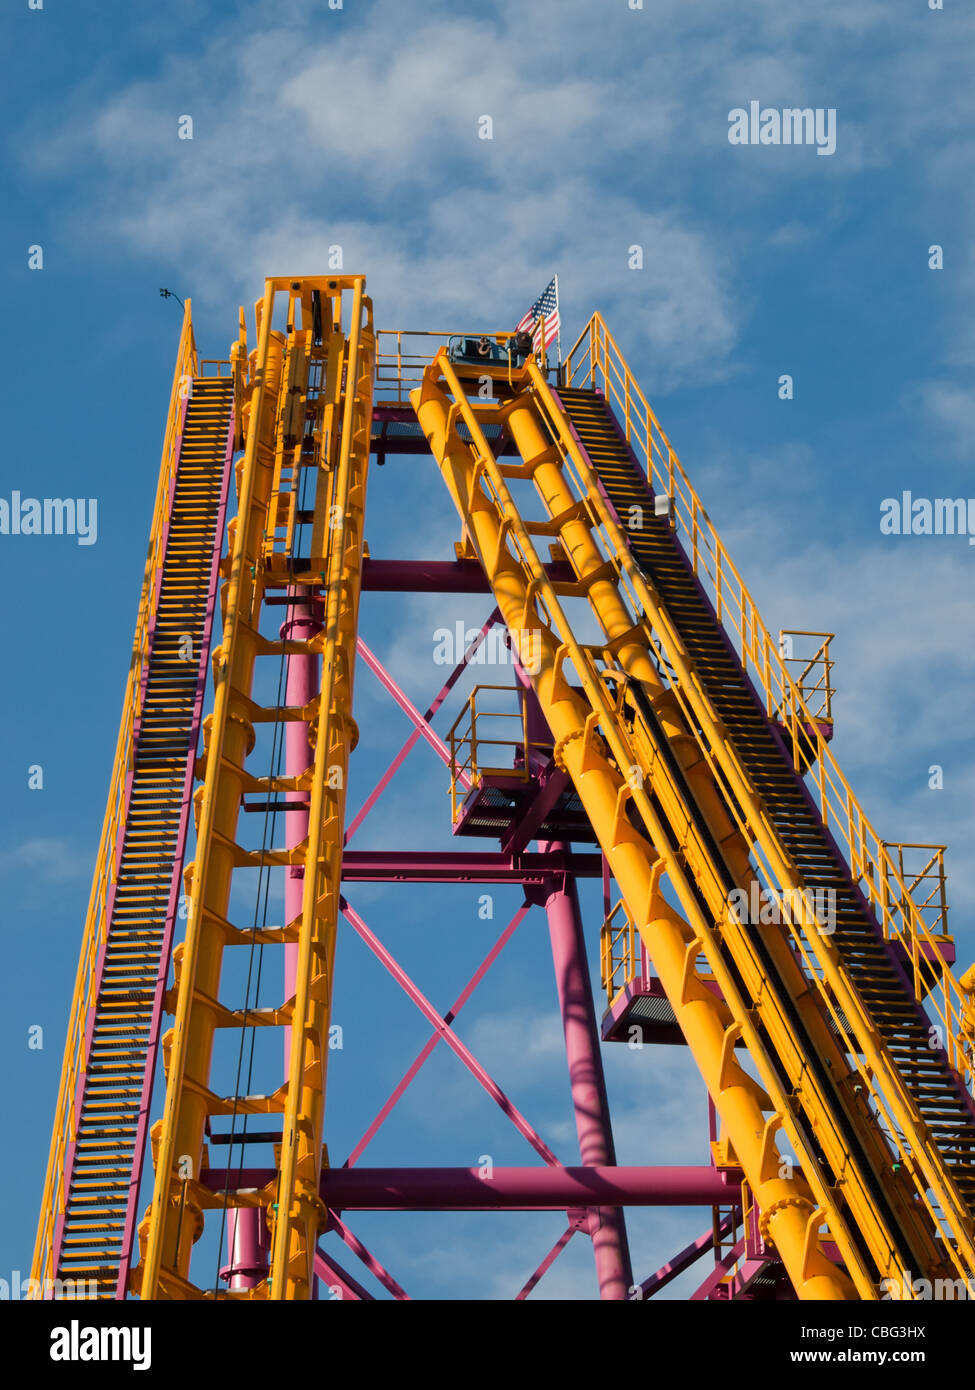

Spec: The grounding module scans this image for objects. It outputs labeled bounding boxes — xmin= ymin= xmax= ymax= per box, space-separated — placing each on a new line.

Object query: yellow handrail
xmin=779 ymin=630 xmax=835 ymax=723
xmin=600 ymin=899 xmax=637 ymax=1002
xmin=375 ymin=329 xmax=526 ymax=403
xmin=447 ymin=684 xmax=550 ymax=823
xmin=564 ymin=311 xmax=975 ymax=1095
xmin=31 ymin=303 xmax=199 ymax=1290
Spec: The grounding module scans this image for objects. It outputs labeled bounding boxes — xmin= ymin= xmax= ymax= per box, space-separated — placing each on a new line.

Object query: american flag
xmin=516 ymin=276 xmax=561 ymax=355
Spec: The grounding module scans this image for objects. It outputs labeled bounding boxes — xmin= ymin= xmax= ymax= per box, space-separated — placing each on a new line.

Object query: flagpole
xmin=554 ymin=273 xmax=563 ymax=379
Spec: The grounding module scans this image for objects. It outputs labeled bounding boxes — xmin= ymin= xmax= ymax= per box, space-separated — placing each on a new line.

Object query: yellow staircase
xmin=33 ymin=325 xmax=233 ymax=1299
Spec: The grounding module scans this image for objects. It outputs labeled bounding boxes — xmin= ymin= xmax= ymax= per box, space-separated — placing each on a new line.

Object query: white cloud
xmin=21 ymin=2 xmax=744 ymax=383
xmin=465 ymin=1007 xmax=567 ymax=1085
xmin=0 ymin=838 xmax=89 ymax=884
xmin=26 ymin=0 xmax=975 ymax=387
xmin=918 ymin=382 xmax=975 ymax=458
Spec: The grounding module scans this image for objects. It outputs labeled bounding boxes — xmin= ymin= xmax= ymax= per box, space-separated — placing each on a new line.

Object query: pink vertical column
xmin=224 ymin=586 xmax=321 ymax=1292
xmin=540 ymin=844 xmax=633 ymax=1299
xmin=223 ymin=1208 xmax=270 ymax=1292
xmin=518 ymin=667 xmax=633 ymax=1297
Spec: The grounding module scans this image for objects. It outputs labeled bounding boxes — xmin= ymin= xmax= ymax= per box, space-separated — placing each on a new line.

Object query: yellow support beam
xmin=139 ymin=281 xmax=283 ymax=1297
xmin=415 ymin=341 xmax=975 ymax=1295
xmin=136 ymin=277 xmax=373 ymax=1300
xmin=559 ymin=320 xmax=975 ymax=1287
xmin=412 ymin=359 xmax=862 ymax=1300
xmin=269 ymin=277 xmax=374 ymax=1300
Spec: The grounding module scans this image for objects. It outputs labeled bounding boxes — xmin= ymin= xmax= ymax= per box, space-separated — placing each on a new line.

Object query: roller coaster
xmin=30 ymin=273 xmax=975 ymax=1301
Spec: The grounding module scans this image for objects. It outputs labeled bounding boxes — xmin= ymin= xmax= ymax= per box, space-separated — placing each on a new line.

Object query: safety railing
xmin=562 ymin=311 xmax=975 ymax=1099
xmin=376 ymin=331 xmax=499 ymax=403
xmin=600 ymin=898 xmax=637 ymax=1002
xmin=447 ymin=684 xmax=543 ymax=823
xmin=600 ymin=896 xmax=714 ymax=1008
xmin=31 ymin=303 xmax=199 ymax=1290
xmin=779 ymin=630 xmax=835 ymax=724
xmin=877 ymin=843 xmax=949 ymax=939
xmin=376 ymin=328 xmax=550 ymax=404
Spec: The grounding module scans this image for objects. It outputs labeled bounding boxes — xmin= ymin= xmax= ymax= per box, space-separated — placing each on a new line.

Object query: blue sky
xmin=2 ymin=0 xmax=974 ymax=1300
